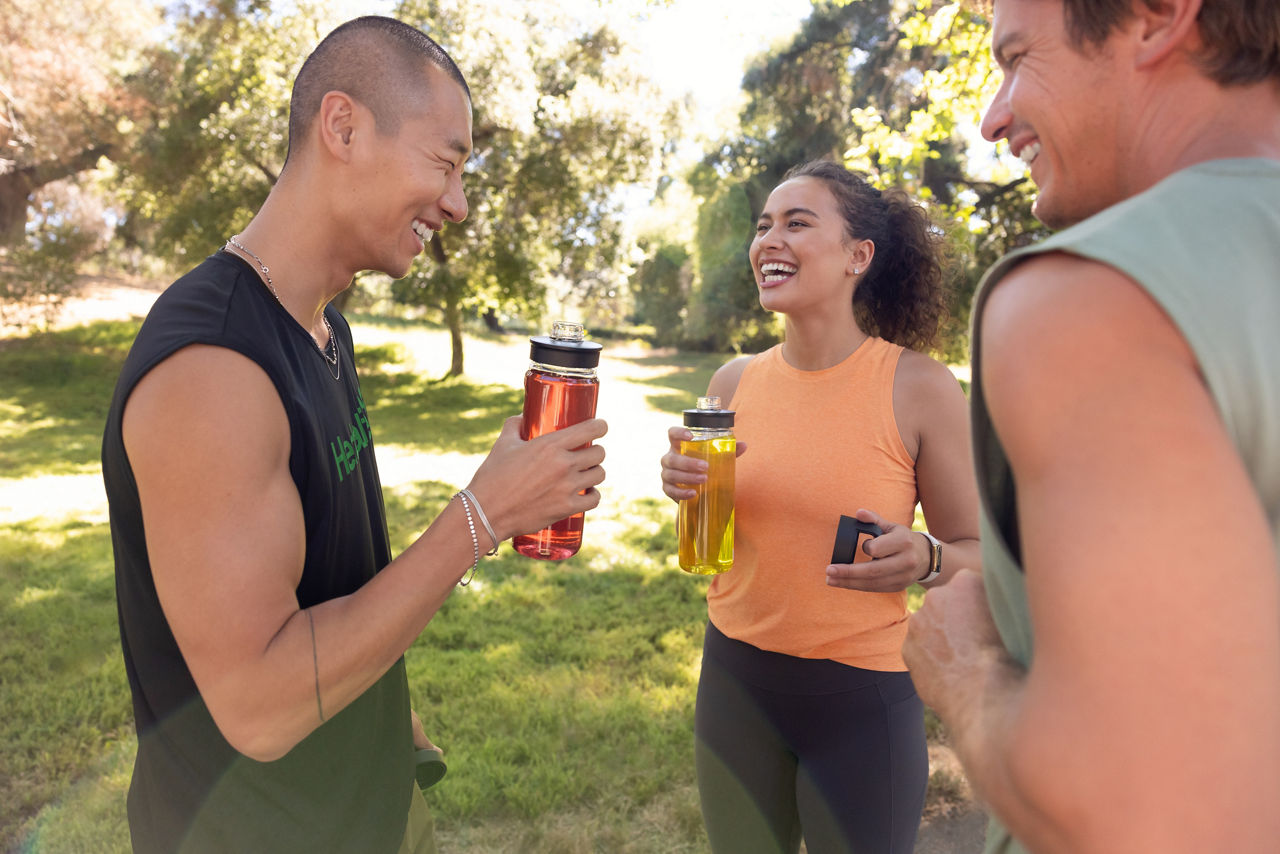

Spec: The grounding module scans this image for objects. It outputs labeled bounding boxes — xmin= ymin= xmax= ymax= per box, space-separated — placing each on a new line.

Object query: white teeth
xmin=412 ymin=220 xmax=434 ymax=243
xmin=760 ymin=261 xmax=797 ymax=283
xmin=1018 ymin=142 xmax=1041 ymax=164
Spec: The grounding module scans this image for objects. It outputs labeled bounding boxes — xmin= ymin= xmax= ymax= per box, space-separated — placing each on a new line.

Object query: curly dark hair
xmin=781 ymin=160 xmax=950 ymax=352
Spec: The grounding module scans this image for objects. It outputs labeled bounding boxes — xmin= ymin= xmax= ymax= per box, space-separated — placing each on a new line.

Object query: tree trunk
xmin=482 ymin=307 xmax=504 ymax=333
xmin=444 ymin=292 xmax=464 ymax=377
xmin=428 ymin=232 xmax=465 ymax=378
xmin=0 ymin=143 xmax=114 ymax=248
xmin=0 ymin=178 xmax=28 ymax=247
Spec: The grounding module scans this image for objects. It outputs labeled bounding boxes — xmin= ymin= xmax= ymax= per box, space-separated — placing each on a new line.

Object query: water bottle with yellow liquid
xmin=678 ymin=396 xmax=736 ymax=574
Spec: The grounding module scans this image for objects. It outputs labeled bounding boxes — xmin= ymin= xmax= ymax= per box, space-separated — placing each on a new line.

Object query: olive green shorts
xmin=396 ymin=784 xmax=437 ymax=854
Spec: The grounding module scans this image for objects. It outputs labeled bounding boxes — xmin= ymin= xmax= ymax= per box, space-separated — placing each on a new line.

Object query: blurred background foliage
xmin=1 ymin=0 xmax=1045 ymax=365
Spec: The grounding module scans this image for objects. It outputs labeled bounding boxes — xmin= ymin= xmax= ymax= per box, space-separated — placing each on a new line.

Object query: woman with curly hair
xmin=660 ymin=159 xmax=981 ymax=854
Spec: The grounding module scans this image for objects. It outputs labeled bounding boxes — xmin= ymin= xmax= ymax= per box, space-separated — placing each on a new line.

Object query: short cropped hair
xmin=285 ymin=16 xmax=470 ymax=164
xmin=974 ymin=0 xmax=1280 ymax=86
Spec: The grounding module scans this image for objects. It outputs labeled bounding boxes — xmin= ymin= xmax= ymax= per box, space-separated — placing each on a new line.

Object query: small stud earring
xmin=853 ymin=267 xmax=861 ymax=275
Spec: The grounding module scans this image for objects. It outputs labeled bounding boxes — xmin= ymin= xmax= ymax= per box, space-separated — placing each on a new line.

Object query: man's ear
xmin=1133 ymin=0 xmax=1203 ymax=70
xmin=317 ymin=90 xmax=358 ymax=162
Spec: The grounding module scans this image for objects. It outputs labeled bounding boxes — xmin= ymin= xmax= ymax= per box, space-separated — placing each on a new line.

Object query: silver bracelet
xmin=454 ymin=491 xmax=480 ymax=585
xmin=459 ymin=487 xmax=500 ymax=555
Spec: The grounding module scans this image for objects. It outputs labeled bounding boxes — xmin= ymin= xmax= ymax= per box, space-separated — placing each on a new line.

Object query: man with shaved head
xmin=903 ymin=1 xmax=1280 ymax=853
xmin=103 ymin=16 xmax=607 ymax=853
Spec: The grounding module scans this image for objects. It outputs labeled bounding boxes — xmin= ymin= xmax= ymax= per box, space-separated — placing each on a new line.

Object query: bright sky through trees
xmin=593 ymin=0 xmax=814 ymax=134
xmin=333 ymin=0 xmax=813 ymax=137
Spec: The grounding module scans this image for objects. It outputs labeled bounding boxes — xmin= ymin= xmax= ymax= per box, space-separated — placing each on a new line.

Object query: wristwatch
xmin=916 ymin=531 xmax=943 ymax=584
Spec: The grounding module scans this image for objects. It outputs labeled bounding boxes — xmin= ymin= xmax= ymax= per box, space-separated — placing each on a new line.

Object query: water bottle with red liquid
xmin=513 ymin=320 xmax=602 ymax=561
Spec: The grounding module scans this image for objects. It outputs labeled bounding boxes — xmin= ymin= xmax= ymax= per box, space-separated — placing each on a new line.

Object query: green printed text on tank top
xmin=330 ymin=388 xmax=371 ymax=483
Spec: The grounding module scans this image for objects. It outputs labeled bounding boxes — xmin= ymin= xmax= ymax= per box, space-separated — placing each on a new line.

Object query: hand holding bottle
xmin=465 ymin=415 xmax=607 ymax=549
xmin=660 ymin=428 xmax=747 ymax=502
xmin=513 ymin=321 xmax=603 ymax=560
xmin=671 ymin=397 xmax=737 ymax=574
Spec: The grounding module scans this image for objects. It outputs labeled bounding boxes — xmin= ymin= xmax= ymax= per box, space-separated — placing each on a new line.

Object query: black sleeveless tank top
xmin=102 ymin=252 xmax=410 ymax=853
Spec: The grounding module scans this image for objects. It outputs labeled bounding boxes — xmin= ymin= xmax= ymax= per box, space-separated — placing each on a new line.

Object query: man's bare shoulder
xmin=981 ymin=250 xmax=1195 ymax=375
xmin=123 ymin=344 xmax=290 ymax=474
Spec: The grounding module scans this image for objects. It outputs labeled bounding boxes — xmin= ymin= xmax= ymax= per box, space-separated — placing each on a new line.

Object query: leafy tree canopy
xmin=114 ymin=0 xmax=336 ymax=265
xmin=391 ymin=0 xmax=681 ymax=374
xmin=0 ymin=0 xmax=158 ymax=245
xmin=649 ymin=0 xmax=1047 ymax=360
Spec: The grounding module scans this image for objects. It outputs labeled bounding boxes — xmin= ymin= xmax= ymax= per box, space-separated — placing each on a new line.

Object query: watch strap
xmin=917 ymin=531 xmax=943 ymax=584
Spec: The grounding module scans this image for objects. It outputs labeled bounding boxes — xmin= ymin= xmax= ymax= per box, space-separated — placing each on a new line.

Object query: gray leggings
xmin=695 ymin=622 xmax=928 ymax=854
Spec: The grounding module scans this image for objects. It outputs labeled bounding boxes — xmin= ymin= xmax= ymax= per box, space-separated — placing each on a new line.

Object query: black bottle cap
xmin=683 ymin=395 xmax=735 ymax=428
xmin=414 ymin=747 xmax=447 ymax=789
xmin=830 ymin=515 xmax=883 ymax=565
xmin=529 ymin=320 xmax=602 ymax=369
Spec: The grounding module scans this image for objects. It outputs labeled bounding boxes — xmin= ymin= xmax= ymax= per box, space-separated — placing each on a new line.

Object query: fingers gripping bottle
xmin=513 ymin=320 xmax=602 ymax=561
xmin=678 ymin=396 xmax=735 ymax=574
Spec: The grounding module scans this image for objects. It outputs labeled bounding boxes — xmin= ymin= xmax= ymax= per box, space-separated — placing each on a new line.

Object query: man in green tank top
xmin=902 ymin=1 xmax=1280 ymax=853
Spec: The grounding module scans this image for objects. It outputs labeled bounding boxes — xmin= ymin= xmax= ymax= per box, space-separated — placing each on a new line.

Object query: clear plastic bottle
xmin=678 ymin=395 xmax=735 ymax=574
xmin=513 ymin=320 xmax=602 ymax=561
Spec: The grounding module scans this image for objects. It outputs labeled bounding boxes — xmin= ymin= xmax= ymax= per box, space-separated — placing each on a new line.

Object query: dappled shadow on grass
xmin=0 ymin=320 xmax=519 ymax=480
xmin=0 ymin=517 xmax=132 ymax=853
xmin=386 ymin=484 xmax=710 ymax=832
xmin=356 ymin=342 xmax=522 ymax=453
xmin=0 ymin=320 xmax=139 ymax=478
xmin=344 ymin=310 xmax=447 ymax=332
xmin=383 ymin=479 xmax=457 ymax=551
xmin=609 ymin=350 xmax=729 ymax=414
xmin=345 ymin=311 xmax=521 ymax=346
xmin=616 ymin=496 xmax=679 ymax=556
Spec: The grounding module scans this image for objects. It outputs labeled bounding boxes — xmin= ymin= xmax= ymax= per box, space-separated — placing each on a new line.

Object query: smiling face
xmin=749 ymin=176 xmax=869 ymax=318
xmin=348 ymin=62 xmax=473 ymax=279
xmin=981 ymin=0 xmax=1136 ymax=228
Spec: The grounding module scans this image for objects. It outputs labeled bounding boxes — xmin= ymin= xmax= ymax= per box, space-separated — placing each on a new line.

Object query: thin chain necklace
xmin=225 ymin=236 xmax=340 ymax=380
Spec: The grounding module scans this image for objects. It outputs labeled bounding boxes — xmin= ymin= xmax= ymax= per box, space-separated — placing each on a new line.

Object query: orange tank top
xmin=707 ymin=338 xmax=917 ymax=670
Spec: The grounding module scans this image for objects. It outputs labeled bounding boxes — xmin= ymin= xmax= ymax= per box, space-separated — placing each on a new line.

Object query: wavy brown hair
xmin=1064 ymin=0 xmax=1280 ymax=85
xmin=782 ymin=160 xmax=949 ymax=352
xmin=972 ymin=0 xmax=1280 ymax=86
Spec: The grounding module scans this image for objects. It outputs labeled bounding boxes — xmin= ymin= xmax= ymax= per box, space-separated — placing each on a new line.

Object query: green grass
xmin=0 ymin=515 xmax=134 ymax=851
xmin=356 ymin=342 xmax=524 ymax=452
xmin=0 ymin=321 xmax=138 ymax=478
xmin=0 ymin=318 xmax=961 ymax=853
xmin=0 ymin=320 xmax=718 ymax=852
xmin=610 ymin=349 xmax=730 ymax=414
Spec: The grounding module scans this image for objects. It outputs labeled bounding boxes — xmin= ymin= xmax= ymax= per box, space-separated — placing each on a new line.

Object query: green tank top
xmin=968 ymin=158 xmax=1280 ymax=854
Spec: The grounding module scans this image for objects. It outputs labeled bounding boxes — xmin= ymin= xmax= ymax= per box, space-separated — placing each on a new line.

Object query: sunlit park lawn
xmin=0 ymin=310 xmax=961 ymax=853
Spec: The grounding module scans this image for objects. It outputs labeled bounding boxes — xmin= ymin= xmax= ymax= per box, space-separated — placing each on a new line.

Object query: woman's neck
xmin=780 ymin=313 xmax=869 ymax=371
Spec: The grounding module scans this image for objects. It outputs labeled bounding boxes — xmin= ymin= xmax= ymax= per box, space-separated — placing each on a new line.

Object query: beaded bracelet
xmin=454 ymin=491 xmax=481 ymax=586
xmin=458 ymin=488 xmax=500 ymax=556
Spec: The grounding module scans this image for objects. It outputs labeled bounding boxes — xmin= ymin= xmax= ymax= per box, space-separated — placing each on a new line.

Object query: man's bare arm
xmin=126 ymin=345 xmax=606 ymax=761
xmin=906 ymin=254 xmax=1280 ymax=853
